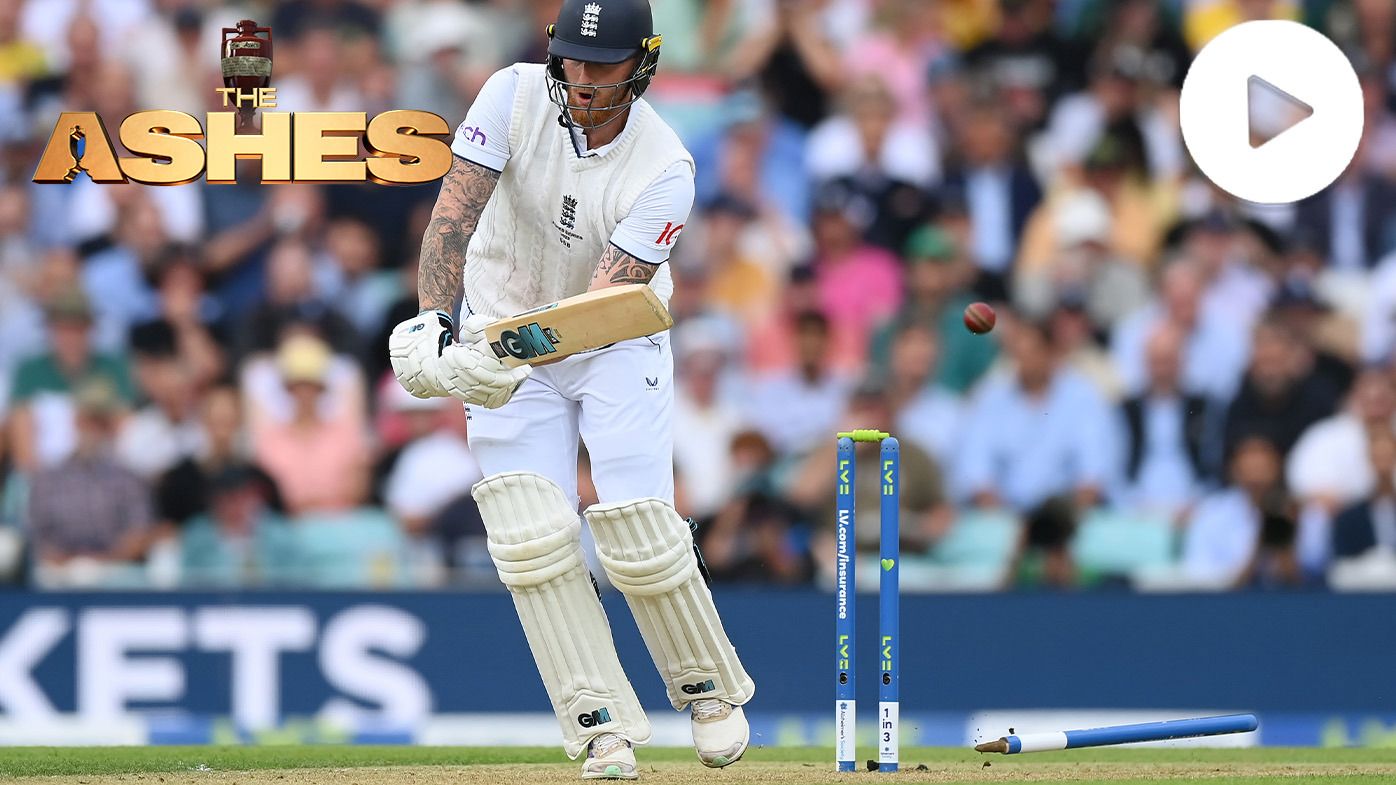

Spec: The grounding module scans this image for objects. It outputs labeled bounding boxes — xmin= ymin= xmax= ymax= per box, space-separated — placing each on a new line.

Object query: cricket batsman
xmin=387 ymin=0 xmax=756 ymax=778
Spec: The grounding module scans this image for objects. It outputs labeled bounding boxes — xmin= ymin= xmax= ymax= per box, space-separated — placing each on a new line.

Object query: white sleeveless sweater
xmin=461 ymin=63 xmax=693 ymax=319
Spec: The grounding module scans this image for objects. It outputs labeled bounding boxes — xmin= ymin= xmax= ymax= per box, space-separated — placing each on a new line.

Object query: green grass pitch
xmin=3 ymin=746 xmax=1396 ymax=784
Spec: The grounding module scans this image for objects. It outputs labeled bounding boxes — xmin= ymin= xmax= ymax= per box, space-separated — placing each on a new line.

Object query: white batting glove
xmin=390 ymin=311 xmax=533 ymax=408
xmin=439 ymin=340 xmax=533 ymax=409
xmin=388 ymin=310 xmax=456 ymax=398
xmin=459 ymin=314 xmax=493 ymax=345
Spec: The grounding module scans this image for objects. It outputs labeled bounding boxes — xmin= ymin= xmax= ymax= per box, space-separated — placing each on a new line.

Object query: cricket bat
xmin=483 ymin=284 xmax=673 ymax=368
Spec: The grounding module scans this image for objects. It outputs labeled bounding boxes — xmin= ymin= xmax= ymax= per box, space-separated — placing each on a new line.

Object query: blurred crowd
xmin=8 ymin=0 xmax=1396 ymax=591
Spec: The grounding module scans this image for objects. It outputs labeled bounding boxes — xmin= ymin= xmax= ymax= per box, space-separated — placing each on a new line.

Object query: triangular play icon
xmin=1248 ymin=75 xmax=1314 ymax=149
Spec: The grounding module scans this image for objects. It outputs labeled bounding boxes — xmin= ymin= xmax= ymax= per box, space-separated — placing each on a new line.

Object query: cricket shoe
xmin=691 ymin=699 xmax=749 ymax=768
xmin=581 ymin=732 xmax=638 ymax=780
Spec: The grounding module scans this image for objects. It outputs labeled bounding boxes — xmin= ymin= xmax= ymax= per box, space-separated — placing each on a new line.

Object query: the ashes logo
xmin=33 ymin=19 xmax=451 ymax=186
xmin=581 ymin=3 xmax=601 ymax=37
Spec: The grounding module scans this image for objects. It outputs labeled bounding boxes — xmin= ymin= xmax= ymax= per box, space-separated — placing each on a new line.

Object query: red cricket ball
xmin=963 ymin=302 xmax=996 ymax=334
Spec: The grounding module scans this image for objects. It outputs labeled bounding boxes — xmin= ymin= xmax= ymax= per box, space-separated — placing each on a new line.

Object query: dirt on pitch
xmin=12 ymin=761 xmax=1396 ymax=785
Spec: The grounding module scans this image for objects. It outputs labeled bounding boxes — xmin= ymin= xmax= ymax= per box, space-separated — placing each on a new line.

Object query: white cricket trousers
xmin=464 ymin=332 xmax=675 ymax=507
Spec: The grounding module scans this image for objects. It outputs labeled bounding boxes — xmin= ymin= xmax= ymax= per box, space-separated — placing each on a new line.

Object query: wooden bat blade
xmin=483 ymin=284 xmax=673 ymax=368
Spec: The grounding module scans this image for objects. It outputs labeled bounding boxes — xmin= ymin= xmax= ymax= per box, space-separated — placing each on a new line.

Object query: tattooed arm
xmin=588 ymin=161 xmax=692 ymax=291
xmin=587 ymin=244 xmax=659 ymax=290
xmin=391 ymin=155 xmax=527 ymax=404
xmin=417 ymin=156 xmax=501 ymax=313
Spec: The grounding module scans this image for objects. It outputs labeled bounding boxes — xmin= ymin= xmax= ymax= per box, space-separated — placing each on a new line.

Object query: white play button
xmin=1180 ymin=20 xmax=1363 ymax=204
xmin=1247 ymin=75 xmax=1312 ymax=149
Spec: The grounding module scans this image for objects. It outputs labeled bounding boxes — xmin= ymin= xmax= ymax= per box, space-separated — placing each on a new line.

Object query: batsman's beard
xmin=565 ymin=86 xmax=629 ymax=130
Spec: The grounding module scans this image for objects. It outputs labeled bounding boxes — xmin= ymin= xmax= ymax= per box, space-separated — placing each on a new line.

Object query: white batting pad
xmin=473 ymin=472 xmax=650 ymax=758
xmin=584 ymin=498 xmax=756 ymax=710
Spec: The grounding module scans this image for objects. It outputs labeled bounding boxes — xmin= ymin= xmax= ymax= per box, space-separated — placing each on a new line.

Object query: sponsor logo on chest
xmin=554 ymin=193 xmax=585 ymax=249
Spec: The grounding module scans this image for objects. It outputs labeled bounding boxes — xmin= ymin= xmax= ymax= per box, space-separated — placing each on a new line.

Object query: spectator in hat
xmin=1019 ymin=129 xmax=1178 ymax=276
xmin=6 ymin=288 xmax=135 ymax=472
xmin=808 ymin=180 xmax=903 ymax=371
xmin=936 ymin=0 xmax=1000 ymax=51
xmin=805 ymin=77 xmax=944 ymax=252
xmin=1013 ymin=187 xmax=1150 ymax=332
xmin=250 ymin=333 xmax=370 ymax=516
xmin=869 ymin=225 xmax=997 ymax=393
xmin=179 ymin=466 xmax=296 ymax=588
xmin=27 ymin=380 xmax=155 ymax=584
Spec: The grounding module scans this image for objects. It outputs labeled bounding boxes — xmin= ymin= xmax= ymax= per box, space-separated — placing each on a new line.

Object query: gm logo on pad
xmin=681 ymin=679 xmax=715 ymax=695
xmin=578 ymin=707 xmax=612 ymax=728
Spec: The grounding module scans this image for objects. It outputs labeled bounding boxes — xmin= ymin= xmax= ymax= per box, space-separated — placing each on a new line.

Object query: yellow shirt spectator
xmin=940 ymin=0 xmax=1001 ymax=51
xmin=1184 ymin=0 xmax=1300 ymax=52
xmin=0 ymin=39 xmax=45 ymax=83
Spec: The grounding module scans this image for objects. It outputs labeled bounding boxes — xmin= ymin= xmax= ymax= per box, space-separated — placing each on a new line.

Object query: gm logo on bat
xmin=490 ymin=322 xmax=561 ymax=361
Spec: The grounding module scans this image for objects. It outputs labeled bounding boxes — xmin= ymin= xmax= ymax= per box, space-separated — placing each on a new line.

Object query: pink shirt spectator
xmin=253 ymin=411 xmax=368 ymax=515
xmin=816 ymin=246 xmax=904 ymax=371
xmin=844 ymin=33 xmax=941 ymax=125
